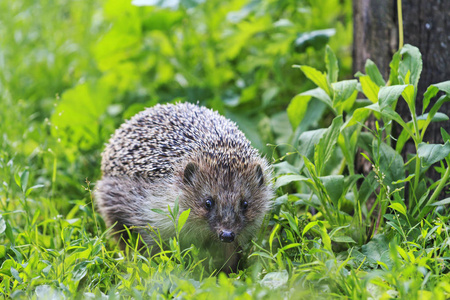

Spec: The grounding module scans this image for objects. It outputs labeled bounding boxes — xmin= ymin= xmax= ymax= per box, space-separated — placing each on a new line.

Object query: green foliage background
xmin=2 ymin=0 xmax=450 ymax=298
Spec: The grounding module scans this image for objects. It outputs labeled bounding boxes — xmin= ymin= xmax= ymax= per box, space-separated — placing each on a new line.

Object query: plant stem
xmin=397 ymin=0 xmax=404 ymax=50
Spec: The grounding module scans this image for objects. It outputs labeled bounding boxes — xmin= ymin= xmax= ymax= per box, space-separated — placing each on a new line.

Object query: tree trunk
xmin=353 ymin=0 xmax=450 ymax=181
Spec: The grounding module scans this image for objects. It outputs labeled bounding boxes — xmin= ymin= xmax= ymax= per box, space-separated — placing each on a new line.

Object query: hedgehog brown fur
xmin=95 ymin=102 xmax=273 ymax=272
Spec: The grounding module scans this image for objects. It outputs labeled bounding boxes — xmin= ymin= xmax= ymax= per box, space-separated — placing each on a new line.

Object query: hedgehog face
xmin=179 ymin=160 xmax=270 ymax=244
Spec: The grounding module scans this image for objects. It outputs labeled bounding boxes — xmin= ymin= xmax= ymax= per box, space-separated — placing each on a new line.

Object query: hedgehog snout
xmin=219 ymin=230 xmax=235 ymax=243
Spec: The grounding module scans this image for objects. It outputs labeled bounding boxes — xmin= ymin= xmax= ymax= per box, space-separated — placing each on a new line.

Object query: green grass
xmin=2 ymin=0 xmax=450 ymax=299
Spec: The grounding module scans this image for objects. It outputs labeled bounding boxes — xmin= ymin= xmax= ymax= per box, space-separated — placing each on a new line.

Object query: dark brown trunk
xmin=353 ymin=0 xmax=450 ymax=183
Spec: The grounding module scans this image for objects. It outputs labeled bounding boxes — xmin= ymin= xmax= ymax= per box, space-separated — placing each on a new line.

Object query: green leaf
xmin=346 ymin=103 xmax=412 ymax=138
xmin=373 ymin=140 xmax=405 ymax=189
xmin=417 ymin=142 xmax=450 ymax=167
xmin=72 ymin=261 xmax=91 ymax=281
xmin=302 ymin=87 xmax=333 ymax=109
xmin=274 ymin=175 xmax=310 ymax=189
xmin=401 ymin=84 xmax=415 ymax=112
xmin=51 ymin=80 xmax=113 ymax=154
xmin=365 ymin=59 xmax=386 ymax=86
xmin=260 ymin=270 xmax=289 ymax=289
xmin=399 ymin=44 xmax=423 ymax=92
xmin=332 ymin=80 xmax=357 ymax=112
xmin=389 ymin=51 xmax=401 ymax=86
xmin=10 ymin=267 xmax=23 ymax=284
xmin=360 ymin=75 xmax=380 ymax=103
xmin=177 ymin=209 xmax=190 ymax=233
xmin=441 ymin=128 xmax=450 ymax=142
xmin=388 ymin=203 xmax=407 ymax=216
xmin=325 ymin=45 xmax=338 ymax=84
xmin=396 ymin=112 xmax=449 ymax=153
xmin=331 ymin=235 xmax=356 ymax=243
xmin=315 ymin=116 xmax=343 ymax=175
xmin=0 ymin=216 xmax=5 ymax=235
xmin=428 ymin=197 xmax=450 ymax=207
xmin=287 ymin=94 xmax=312 ymax=129
xmin=294 ymin=29 xmax=336 ymax=53
xmin=302 ymin=221 xmax=318 ymax=236
xmin=378 ymin=85 xmax=408 ymax=109
xmin=296 ymin=65 xmax=331 ymax=95
xmin=420 ymin=95 xmax=450 ymax=140
xmin=281 ymin=211 xmax=300 ymax=237
xmin=361 ymin=235 xmax=390 ymax=265
xmin=319 ymin=175 xmax=344 ymax=207
xmin=20 ymin=170 xmax=29 ymax=193
xmin=25 ymin=184 xmax=45 ymax=197
xmin=0 ymin=246 xmax=5 ymax=259
xmin=422 ymin=80 xmax=450 ymax=113
xmin=297 ymin=128 xmax=327 ymax=165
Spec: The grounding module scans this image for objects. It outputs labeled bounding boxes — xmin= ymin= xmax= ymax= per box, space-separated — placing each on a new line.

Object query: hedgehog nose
xmin=219 ymin=230 xmax=235 ymax=243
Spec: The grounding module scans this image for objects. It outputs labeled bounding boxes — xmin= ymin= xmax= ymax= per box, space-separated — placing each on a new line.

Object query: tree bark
xmin=353 ymin=0 xmax=450 ymax=180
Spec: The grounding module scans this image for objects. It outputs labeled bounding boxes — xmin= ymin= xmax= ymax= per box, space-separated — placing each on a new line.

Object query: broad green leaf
xmin=338 ymin=127 xmax=360 ymax=168
xmin=294 ymin=28 xmax=336 ymax=53
xmin=346 ymin=103 xmax=410 ymax=137
xmin=331 ymin=235 xmax=356 ymax=243
xmin=287 ymin=94 xmax=312 ymax=129
xmin=365 ymin=59 xmax=386 ymax=86
xmin=302 ymin=87 xmax=333 ymax=109
xmin=378 ymin=85 xmax=408 ymax=109
xmin=177 ymin=209 xmax=190 ymax=233
xmin=317 ymin=222 xmax=332 ymax=252
xmin=25 ymin=184 xmax=45 ymax=197
xmin=319 ymin=175 xmax=344 ymax=207
xmin=302 ymin=221 xmax=318 ymax=236
xmin=420 ymin=95 xmax=450 ymax=140
xmin=11 ymin=267 xmax=23 ymax=284
xmin=401 ymin=84 xmax=415 ymax=112
xmin=325 ymin=45 xmax=339 ymax=83
xmin=442 ymin=128 xmax=450 ymax=142
xmin=315 ymin=116 xmax=343 ymax=175
xmin=51 ymin=80 xmax=113 ymax=155
xmin=360 ymin=75 xmax=379 ymax=103
xmin=392 ymin=174 xmax=415 ymax=184
xmin=0 ymin=216 xmax=5 ymax=235
xmin=287 ymin=87 xmax=333 ymax=129
xmin=396 ymin=112 xmax=449 ymax=153
xmin=361 ymin=235 xmax=390 ymax=265
xmin=260 ymin=270 xmax=289 ymax=289
xmin=373 ymin=140 xmax=405 ymax=189
xmin=332 ymin=80 xmax=357 ymax=112
xmin=20 ymin=170 xmax=29 ymax=193
xmin=298 ymin=128 xmax=327 ymax=163
xmin=296 ymin=65 xmax=331 ymax=95
xmin=428 ymin=198 xmax=450 ymax=207
xmin=274 ymin=175 xmax=310 ymax=189
xmin=417 ymin=142 xmax=450 ymax=167
xmin=399 ymin=44 xmax=422 ymax=92
xmin=72 ymin=261 xmax=91 ymax=281
xmin=389 ymin=51 xmax=401 ymax=85
xmin=358 ymin=172 xmax=378 ymax=205
xmin=388 ymin=203 xmax=407 ymax=216
xmin=422 ymin=80 xmax=450 ymax=113
xmin=281 ymin=211 xmax=300 ymax=237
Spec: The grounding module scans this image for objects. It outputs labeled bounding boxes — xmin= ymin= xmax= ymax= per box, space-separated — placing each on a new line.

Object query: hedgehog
xmin=95 ymin=102 xmax=273 ymax=272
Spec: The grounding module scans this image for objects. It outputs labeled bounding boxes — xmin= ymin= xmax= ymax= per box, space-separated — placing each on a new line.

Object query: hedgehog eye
xmin=205 ymin=197 xmax=214 ymax=210
xmin=242 ymin=200 xmax=248 ymax=210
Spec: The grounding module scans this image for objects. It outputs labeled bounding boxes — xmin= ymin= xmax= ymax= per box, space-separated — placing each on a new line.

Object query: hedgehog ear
xmin=255 ymin=164 xmax=264 ymax=187
xmin=183 ymin=162 xmax=198 ymax=186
